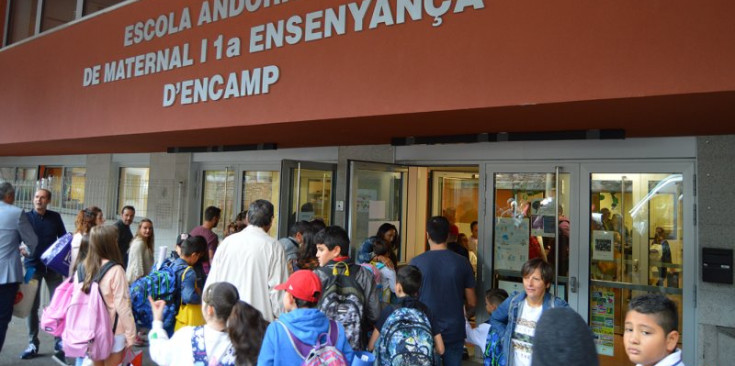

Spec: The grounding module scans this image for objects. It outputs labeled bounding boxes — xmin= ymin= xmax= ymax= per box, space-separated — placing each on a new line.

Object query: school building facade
xmin=2 ymin=1 xmax=735 ymax=365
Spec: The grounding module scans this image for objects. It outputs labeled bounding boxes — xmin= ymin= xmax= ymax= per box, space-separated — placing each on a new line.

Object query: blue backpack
xmin=129 ymin=258 xmax=181 ymax=335
xmin=375 ymin=307 xmax=434 ymax=366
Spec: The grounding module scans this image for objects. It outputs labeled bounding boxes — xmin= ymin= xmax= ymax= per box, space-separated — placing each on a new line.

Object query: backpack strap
xmin=179 ymin=266 xmax=193 ymax=306
xmin=191 ymin=326 xmax=208 ymax=363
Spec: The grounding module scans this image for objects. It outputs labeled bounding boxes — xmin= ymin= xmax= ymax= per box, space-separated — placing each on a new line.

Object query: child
xmin=173 ymin=235 xmax=208 ymax=331
xmin=258 ymin=270 xmax=355 ymax=365
xmin=314 ymin=225 xmax=380 ymax=351
xmin=624 ymin=293 xmax=684 ymax=366
xmin=149 ymin=281 xmax=268 ymax=366
xmin=370 ymin=240 xmax=396 ymax=305
xmin=75 ymin=225 xmax=136 ymax=366
xmin=368 ymin=265 xmax=445 ymax=365
xmin=465 ymin=288 xmax=508 ymax=350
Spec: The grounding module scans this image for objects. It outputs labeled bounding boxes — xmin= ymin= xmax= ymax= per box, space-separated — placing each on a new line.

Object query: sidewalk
xmin=0 ymin=317 xmax=151 ymax=366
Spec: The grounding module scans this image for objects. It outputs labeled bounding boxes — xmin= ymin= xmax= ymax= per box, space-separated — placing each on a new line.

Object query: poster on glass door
xmin=590 ymin=290 xmax=615 ymax=356
xmin=592 ymin=230 xmax=615 ymax=261
xmin=494 ymin=217 xmax=529 ymax=271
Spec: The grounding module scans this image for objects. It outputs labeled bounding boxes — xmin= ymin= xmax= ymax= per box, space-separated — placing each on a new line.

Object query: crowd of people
xmin=0 ymin=181 xmax=685 ymax=366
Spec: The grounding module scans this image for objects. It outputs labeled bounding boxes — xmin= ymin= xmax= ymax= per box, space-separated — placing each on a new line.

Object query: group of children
xmin=58 ymin=214 xmax=684 ymax=366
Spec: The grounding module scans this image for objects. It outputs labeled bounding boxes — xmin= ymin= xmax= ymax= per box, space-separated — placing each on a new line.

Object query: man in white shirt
xmin=203 ymin=200 xmax=289 ymax=322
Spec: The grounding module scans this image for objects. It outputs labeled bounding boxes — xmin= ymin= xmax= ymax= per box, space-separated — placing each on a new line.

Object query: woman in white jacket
xmin=125 ymin=218 xmax=154 ymax=283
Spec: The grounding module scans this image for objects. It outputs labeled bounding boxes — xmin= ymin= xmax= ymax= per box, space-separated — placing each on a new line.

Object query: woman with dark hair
xmin=69 ymin=206 xmax=103 ymax=276
xmin=148 ymin=282 xmax=268 ymax=366
xmin=357 ymin=222 xmax=398 ymax=265
xmin=295 ymin=222 xmax=321 ymax=270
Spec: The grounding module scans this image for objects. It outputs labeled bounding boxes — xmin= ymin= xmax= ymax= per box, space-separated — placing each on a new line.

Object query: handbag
xmin=41 ymin=233 xmax=74 ymax=275
xmin=174 ymin=266 xmax=205 ymax=331
xmin=13 ymin=278 xmax=39 ymax=318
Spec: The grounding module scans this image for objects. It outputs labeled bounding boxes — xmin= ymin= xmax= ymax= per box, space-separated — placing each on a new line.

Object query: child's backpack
xmin=129 ymin=258 xmax=180 ymax=335
xmin=484 ymin=325 xmax=504 ymax=366
xmin=62 ymin=261 xmax=119 ymax=360
xmin=278 ymin=319 xmax=347 ymax=366
xmin=317 ymin=261 xmax=366 ymax=350
xmin=40 ymin=277 xmax=75 ymax=337
xmin=190 ymin=325 xmax=237 ymax=366
xmin=375 ymin=307 xmax=434 ymax=366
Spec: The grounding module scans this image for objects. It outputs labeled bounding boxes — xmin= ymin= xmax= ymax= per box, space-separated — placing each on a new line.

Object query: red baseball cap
xmin=275 ymin=270 xmax=323 ymax=303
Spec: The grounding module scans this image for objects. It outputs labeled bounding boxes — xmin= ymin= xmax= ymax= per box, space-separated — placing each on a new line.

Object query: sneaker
xmin=51 ymin=351 xmax=70 ymax=366
xmin=20 ymin=344 xmax=38 ymax=359
xmin=54 ymin=339 xmax=63 ymax=352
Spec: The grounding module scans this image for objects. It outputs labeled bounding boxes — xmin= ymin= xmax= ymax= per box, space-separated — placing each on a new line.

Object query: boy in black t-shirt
xmin=368 ymin=265 xmax=444 ymax=362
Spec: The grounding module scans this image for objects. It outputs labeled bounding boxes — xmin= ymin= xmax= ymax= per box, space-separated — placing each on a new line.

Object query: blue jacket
xmin=357 ymin=236 xmax=377 ymax=264
xmin=172 ymin=258 xmax=203 ymax=305
xmin=257 ymin=308 xmax=354 ymax=365
xmin=489 ymin=291 xmax=568 ymax=366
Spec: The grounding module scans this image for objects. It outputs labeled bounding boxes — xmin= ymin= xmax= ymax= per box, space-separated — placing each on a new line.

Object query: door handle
xmin=570 ymin=276 xmax=578 ymax=293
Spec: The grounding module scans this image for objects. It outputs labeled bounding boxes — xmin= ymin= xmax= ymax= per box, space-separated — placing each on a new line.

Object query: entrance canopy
xmin=1 ymin=0 xmax=734 ymax=155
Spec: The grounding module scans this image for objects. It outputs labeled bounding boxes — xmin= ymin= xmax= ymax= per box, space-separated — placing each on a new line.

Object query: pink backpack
xmin=62 ymin=261 xmax=120 ymax=360
xmin=40 ymin=278 xmax=75 ymax=337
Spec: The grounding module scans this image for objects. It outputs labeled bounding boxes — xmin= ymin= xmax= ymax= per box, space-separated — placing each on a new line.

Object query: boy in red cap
xmin=257 ymin=270 xmax=355 ymax=365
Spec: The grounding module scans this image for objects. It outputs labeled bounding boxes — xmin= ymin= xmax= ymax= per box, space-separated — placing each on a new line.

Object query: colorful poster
xmin=590 ymin=290 xmax=615 ymax=356
xmin=592 ymin=230 xmax=615 ymax=261
xmin=494 ymin=217 xmax=530 ymax=271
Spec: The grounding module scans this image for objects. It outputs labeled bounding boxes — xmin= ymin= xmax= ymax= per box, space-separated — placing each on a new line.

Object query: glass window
xmin=41 ymin=0 xmax=76 ymax=32
xmin=201 ymin=170 xmax=234 ymax=238
xmin=118 ymin=167 xmax=150 ymax=218
xmin=292 ymin=169 xmax=333 ymax=225
xmin=83 ymin=0 xmax=123 ymax=15
xmin=589 ymin=173 xmax=684 ymax=365
xmin=7 ymin=0 xmax=38 ymax=45
xmin=241 ymin=171 xmax=280 ymax=237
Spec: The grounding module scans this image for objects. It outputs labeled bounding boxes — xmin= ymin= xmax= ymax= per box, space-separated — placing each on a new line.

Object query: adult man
xmin=410 ymin=216 xmax=476 ymax=366
xmin=0 ymin=182 xmax=38 ymax=353
xmin=190 ymin=206 xmax=220 ymax=272
xmin=278 ymin=220 xmax=309 ymax=271
xmin=114 ymin=205 xmax=135 ymax=269
xmin=21 ymin=189 xmax=67 ymax=361
xmin=203 ymin=200 xmax=288 ymax=322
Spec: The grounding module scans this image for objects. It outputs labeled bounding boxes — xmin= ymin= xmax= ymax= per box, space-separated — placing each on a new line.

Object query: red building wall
xmin=0 ymin=0 xmax=734 ymax=155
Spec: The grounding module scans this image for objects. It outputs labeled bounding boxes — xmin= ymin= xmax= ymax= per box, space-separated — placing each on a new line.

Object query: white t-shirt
xmin=511 ymin=300 xmax=543 ymax=366
xmin=148 ymin=321 xmax=232 ymax=366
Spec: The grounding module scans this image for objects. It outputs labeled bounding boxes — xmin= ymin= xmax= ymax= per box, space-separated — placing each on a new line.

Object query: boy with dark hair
xmin=172 ymin=235 xmax=208 ymax=330
xmin=368 ymin=265 xmax=445 ymax=365
xmin=279 ymin=220 xmax=310 ymax=272
xmin=410 ymin=216 xmax=476 ymax=366
xmin=465 ymin=288 xmax=509 ymax=349
xmin=258 ymin=270 xmax=355 ymax=365
xmin=313 ymin=225 xmax=379 ymax=351
xmin=624 ymin=293 xmax=684 ymax=366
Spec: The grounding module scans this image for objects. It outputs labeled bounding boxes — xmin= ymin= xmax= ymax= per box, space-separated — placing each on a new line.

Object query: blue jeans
xmin=435 ymin=340 xmax=465 ymax=366
xmin=0 ymin=282 xmax=20 ymax=353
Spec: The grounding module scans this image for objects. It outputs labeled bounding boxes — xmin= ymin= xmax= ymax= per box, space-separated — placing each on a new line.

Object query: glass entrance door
xmin=279 ymin=160 xmax=337 ymax=238
xmin=486 ymin=164 xmax=579 ymax=306
xmin=580 ymin=163 xmax=694 ymax=366
xmin=347 ymin=161 xmax=407 ymax=261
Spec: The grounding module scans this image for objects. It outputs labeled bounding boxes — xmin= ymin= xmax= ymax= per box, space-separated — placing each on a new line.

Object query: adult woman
xmin=126 ymin=218 xmax=154 ymax=283
xmin=69 ymin=206 xmax=103 ymax=276
xmin=357 ymin=223 xmax=398 ymax=265
xmin=489 ymin=258 xmax=568 ymax=366
xmin=76 ymin=225 xmax=136 ymax=366
xmin=149 ymin=282 xmax=268 ymax=366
